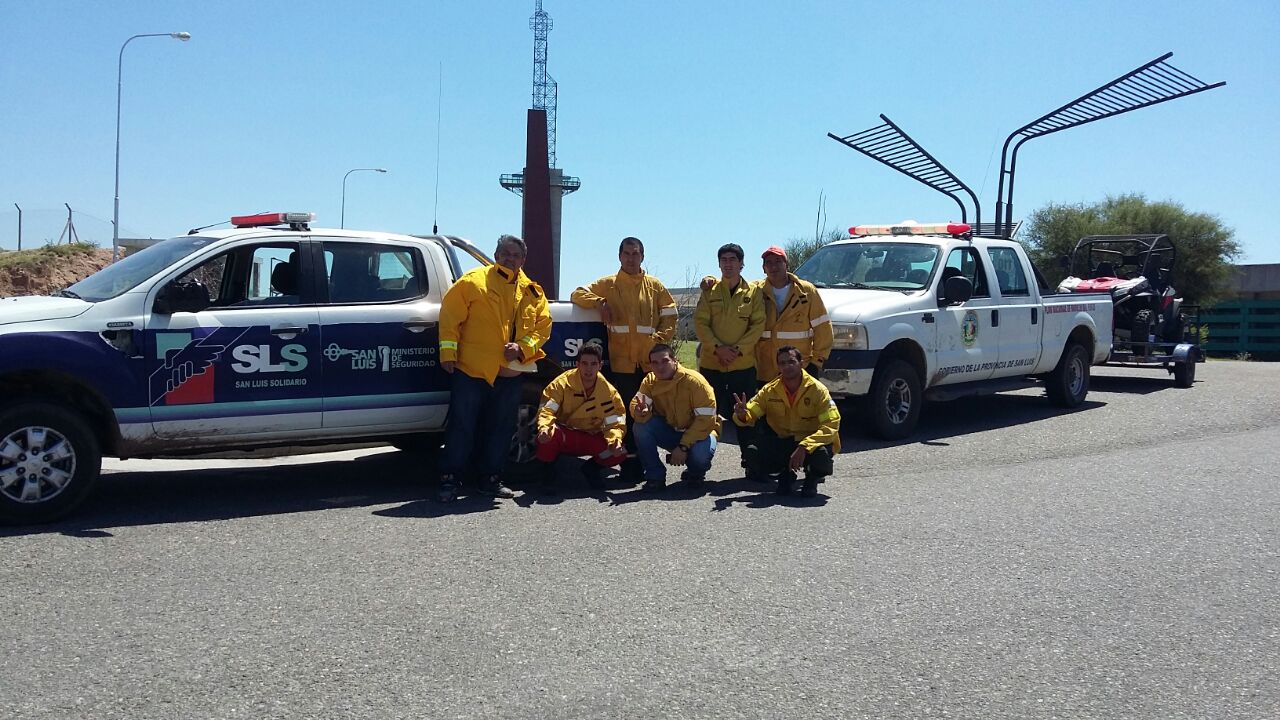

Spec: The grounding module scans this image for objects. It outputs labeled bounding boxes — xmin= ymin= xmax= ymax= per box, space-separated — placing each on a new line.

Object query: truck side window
xmin=987 ymin=246 xmax=1030 ymax=297
xmin=322 ymin=242 xmax=424 ymax=304
xmin=179 ymin=243 xmax=301 ymax=307
xmin=943 ymin=248 xmax=990 ymax=298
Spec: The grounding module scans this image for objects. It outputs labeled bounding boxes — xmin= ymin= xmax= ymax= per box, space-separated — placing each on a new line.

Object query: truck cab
xmin=796 ymin=222 xmax=1113 ymax=439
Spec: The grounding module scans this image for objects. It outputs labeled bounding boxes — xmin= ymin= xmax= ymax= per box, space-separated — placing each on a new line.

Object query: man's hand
xmin=599 ymin=300 xmax=612 ymax=325
xmin=699 ymin=275 xmax=716 ymax=292
xmin=667 ymin=446 xmax=688 ymax=467
xmin=605 ymin=438 xmax=624 ymax=456
xmin=788 ymin=445 xmax=808 ymax=472
xmin=714 ymin=345 xmax=738 ymax=367
xmin=733 ymin=392 xmax=750 ymax=421
xmin=441 ymin=360 xmax=456 ymax=374
xmin=536 ymin=427 xmax=553 ymax=444
xmin=503 ymin=343 xmax=522 ymax=362
xmin=632 ymin=394 xmax=652 ymax=418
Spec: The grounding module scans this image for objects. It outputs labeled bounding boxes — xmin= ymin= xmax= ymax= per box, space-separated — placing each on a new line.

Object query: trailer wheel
xmin=1046 ymin=342 xmax=1090 ymax=408
xmin=1173 ymin=360 xmax=1196 ymax=388
xmin=0 ymin=402 xmax=102 ymax=525
xmin=867 ymin=359 xmax=921 ymax=440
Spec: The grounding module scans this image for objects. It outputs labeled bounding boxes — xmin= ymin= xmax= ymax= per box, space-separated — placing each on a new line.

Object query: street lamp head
xmin=171 ymin=32 xmax=192 ymax=41
xmin=375 ymin=168 xmax=388 ymax=173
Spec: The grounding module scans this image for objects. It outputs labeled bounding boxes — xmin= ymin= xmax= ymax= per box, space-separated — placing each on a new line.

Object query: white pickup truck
xmin=0 ymin=212 xmax=607 ymax=523
xmin=794 ymin=223 xmax=1113 ymax=439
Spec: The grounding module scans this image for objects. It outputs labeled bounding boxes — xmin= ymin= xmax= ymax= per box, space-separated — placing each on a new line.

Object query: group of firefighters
xmin=433 ymin=234 xmax=840 ymax=503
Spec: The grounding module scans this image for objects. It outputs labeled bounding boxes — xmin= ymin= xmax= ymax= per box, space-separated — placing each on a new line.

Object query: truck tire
xmin=0 ymin=402 xmax=102 ymax=525
xmin=1173 ymin=359 xmax=1196 ymax=388
xmin=867 ymin=359 xmax=922 ymax=440
xmin=1131 ymin=309 xmax=1153 ymax=348
xmin=1046 ymin=342 xmax=1090 ymax=408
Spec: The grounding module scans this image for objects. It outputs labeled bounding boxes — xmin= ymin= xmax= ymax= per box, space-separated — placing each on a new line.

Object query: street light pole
xmin=113 ymin=31 xmax=190 ymax=262
xmin=341 ymin=168 xmax=388 ymax=228
xmin=13 ymin=204 xmax=20 ymax=251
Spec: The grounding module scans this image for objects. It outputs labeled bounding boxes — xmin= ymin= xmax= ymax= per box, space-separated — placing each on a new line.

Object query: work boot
xmin=538 ymin=461 xmax=558 ymax=495
xmin=679 ymin=470 xmax=705 ymax=490
xmin=477 ymin=474 xmax=516 ymax=499
xmin=800 ymin=475 xmax=821 ymax=498
xmin=436 ymin=474 xmax=459 ymax=503
xmin=619 ymin=457 xmax=643 ymax=484
xmin=775 ymin=471 xmax=798 ymax=496
xmin=642 ymin=476 xmax=666 ymax=493
xmin=580 ymin=458 xmax=606 ymax=490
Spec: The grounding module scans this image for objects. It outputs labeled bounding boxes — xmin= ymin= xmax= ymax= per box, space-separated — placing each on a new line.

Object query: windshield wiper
xmin=55 ymin=288 xmax=82 ymax=299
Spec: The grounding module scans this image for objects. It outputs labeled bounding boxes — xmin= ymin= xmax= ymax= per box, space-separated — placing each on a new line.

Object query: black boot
xmin=775 ymin=471 xmax=798 ymax=496
xmin=436 ymin=473 xmax=459 ymax=503
xmin=800 ymin=475 xmax=821 ymax=498
xmin=580 ymin=459 xmax=606 ymax=490
xmin=538 ymin=460 xmax=558 ymax=495
xmin=477 ymin=474 xmax=516 ymax=499
xmin=679 ymin=469 xmax=705 ymax=489
xmin=642 ymin=476 xmax=666 ymax=493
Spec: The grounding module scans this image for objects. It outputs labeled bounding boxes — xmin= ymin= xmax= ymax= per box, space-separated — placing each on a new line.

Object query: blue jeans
xmin=632 ymin=415 xmax=716 ymax=481
xmin=440 ymin=370 xmax=523 ymax=477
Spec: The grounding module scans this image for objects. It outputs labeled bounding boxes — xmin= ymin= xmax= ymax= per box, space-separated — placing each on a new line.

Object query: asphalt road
xmin=2 ymin=361 xmax=1277 ymax=719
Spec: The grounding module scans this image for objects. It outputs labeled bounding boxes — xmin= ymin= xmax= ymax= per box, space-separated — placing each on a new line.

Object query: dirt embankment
xmin=0 ymin=245 xmax=114 ymax=298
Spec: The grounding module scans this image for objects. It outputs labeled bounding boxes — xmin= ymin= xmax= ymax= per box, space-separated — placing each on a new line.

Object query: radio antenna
xmin=432 ymin=61 xmax=443 ymax=235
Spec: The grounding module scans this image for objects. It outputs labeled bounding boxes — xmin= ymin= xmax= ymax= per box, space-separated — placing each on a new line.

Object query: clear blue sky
xmin=3 ymin=0 xmax=1277 ymax=292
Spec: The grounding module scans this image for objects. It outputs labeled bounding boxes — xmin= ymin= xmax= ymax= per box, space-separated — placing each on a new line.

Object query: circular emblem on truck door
xmin=961 ymin=310 xmax=979 ymax=347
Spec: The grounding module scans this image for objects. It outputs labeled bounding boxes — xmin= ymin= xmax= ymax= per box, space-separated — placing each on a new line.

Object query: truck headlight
xmin=831 ymin=322 xmax=868 ymax=350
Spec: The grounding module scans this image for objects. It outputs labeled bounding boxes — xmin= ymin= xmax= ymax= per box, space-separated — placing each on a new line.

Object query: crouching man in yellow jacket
xmin=535 ymin=343 xmax=628 ymax=494
xmin=733 ymin=346 xmax=841 ymax=498
xmin=629 ymin=343 xmax=719 ymax=492
xmin=436 ymin=235 xmax=552 ymax=503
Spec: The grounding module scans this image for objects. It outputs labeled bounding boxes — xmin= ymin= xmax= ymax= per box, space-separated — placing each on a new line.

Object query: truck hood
xmin=818 ymin=288 xmax=918 ymax=323
xmin=0 ymin=295 xmax=94 ymax=327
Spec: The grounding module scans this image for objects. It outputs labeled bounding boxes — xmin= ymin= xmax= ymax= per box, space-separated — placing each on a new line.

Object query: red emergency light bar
xmin=849 ymin=222 xmax=971 ymax=237
xmin=231 ymin=212 xmax=315 ymax=228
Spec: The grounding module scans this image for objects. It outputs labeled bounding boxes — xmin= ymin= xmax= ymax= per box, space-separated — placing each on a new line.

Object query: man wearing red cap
xmin=756 ymin=245 xmax=833 ymax=384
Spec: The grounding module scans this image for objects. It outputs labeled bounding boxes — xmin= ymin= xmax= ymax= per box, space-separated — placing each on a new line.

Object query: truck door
xmin=146 ymin=239 xmax=323 ymax=440
xmin=935 ymin=246 xmax=1000 ymax=384
xmin=313 ymin=239 xmax=449 ymax=431
xmin=986 ymin=245 xmax=1042 ymax=377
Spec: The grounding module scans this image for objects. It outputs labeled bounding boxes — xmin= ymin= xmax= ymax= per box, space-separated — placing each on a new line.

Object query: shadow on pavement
xmin=1090 ymin=372 xmax=1180 ymax=395
xmin=1 ymin=449 xmax=437 ymax=538
xmin=712 ymin=491 xmax=829 ymax=511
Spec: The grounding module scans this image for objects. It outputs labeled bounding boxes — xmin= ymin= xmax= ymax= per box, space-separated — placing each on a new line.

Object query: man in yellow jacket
xmin=436 ymin=235 xmax=552 ymax=503
xmin=571 ymin=236 xmax=677 ymax=478
xmin=733 ymin=346 xmax=841 ymax=498
xmin=535 ymin=343 xmax=627 ymax=494
xmin=629 ymin=344 xmax=719 ymax=492
xmin=755 ymin=246 xmax=833 ymax=383
xmin=695 ymin=242 xmax=765 ymax=472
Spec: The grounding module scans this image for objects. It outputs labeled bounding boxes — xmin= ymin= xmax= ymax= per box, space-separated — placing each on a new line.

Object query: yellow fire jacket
xmin=755 ymin=273 xmax=834 ymax=381
xmin=439 ymin=264 xmax=552 ymax=385
xmin=537 ymin=368 xmax=627 ymax=446
xmin=735 ymin=371 xmax=841 ymax=453
xmin=630 ymin=365 xmax=720 ymax=447
xmin=571 ymin=270 xmax=677 ymax=374
xmin=694 ymin=278 xmax=765 ymax=372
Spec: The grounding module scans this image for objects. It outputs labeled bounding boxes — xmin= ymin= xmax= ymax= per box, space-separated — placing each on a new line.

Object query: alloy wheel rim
xmin=0 ymin=425 xmax=77 ymax=504
xmin=886 ymin=378 xmax=912 ymax=424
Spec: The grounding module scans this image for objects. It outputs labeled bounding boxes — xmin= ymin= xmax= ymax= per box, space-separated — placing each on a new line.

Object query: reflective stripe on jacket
xmin=693 ymin=278 xmax=765 ymax=372
xmin=735 ymin=371 xmax=841 ymax=453
xmin=755 ymin=273 xmax=834 ymax=381
xmin=537 ymin=368 xmax=627 ymax=446
xmin=630 ymin=365 xmax=720 ymax=447
xmin=439 ymin=264 xmax=552 ymax=385
xmin=571 ymin=270 xmax=677 ymax=373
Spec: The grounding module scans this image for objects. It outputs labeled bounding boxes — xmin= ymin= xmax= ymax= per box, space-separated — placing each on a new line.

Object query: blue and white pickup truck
xmin=0 ymin=213 xmax=605 ymax=523
xmin=794 ymin=223 xmax=1113 ymax=439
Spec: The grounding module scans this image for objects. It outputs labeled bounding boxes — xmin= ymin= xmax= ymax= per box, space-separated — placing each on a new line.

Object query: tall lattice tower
xmin=501 ymin=0 xmax=580 ymax=298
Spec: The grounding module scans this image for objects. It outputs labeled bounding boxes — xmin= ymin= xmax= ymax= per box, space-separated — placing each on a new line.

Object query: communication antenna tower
xmin=531 ymin=0 xmax=558 ymax=167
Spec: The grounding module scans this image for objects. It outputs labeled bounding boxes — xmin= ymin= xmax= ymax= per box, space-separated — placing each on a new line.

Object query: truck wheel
xmin=0 ymin=403 xmax=102 ymax=525
xmin=867 ymin=359 xmax=921 ymax=440
xmin=1173 ymin=359 xmax=1196 ymax=388
xmin=1131 ymin=309 xmax=1153 ymax=348
xmin=1046 ymin=342 xmax=1090 ymax=408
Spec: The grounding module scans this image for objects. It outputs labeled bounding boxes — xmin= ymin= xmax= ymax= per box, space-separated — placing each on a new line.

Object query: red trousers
xmin=535 ymin=426 xmax=627 ymax=466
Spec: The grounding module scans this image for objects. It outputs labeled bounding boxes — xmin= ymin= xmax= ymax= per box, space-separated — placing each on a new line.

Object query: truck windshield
xmin=796 ymin=242 xmax=941 ymax=291
xmin=65 ymin=236 xmax=217 ymax=302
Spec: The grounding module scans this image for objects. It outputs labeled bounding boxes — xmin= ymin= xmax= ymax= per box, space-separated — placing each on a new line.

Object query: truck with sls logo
xmin=0 ymin=212 xmax=606 ymax=523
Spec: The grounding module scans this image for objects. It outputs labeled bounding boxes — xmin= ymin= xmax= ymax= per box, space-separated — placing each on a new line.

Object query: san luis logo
xmin=961 ymin=310 xmax=979 ymax=347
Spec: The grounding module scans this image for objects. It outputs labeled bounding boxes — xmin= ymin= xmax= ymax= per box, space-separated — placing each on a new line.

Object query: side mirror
xmin=154 ymin=279 xmax=211 ymax=315
xmin=941 ymin=275 xmax=973 ymax=305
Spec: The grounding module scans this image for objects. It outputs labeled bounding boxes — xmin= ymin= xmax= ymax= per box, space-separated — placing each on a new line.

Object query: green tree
xmin=1021 ymin=194 xmax=1239 ymax=305
xmin=784 ymin=227 xmax=845 ymax=270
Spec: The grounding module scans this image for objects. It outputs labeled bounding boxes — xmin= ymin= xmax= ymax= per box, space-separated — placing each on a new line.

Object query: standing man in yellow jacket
xmin=534 ymin=343 xmax=628 ymax=494
xmin=756 ymin=245 xmax=833 ymax=383
xmin=629 ymin=344 xmax=719 ymax=492
xmin=571 ymin=236 xmax=677 ymax=478
xmin=436 ymin=235 xmax=552 ymax=503
xmin=695 ymin=242 xmax=765 ymax=471
xmin=733 ymin=346 xmax=841 ymax=498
